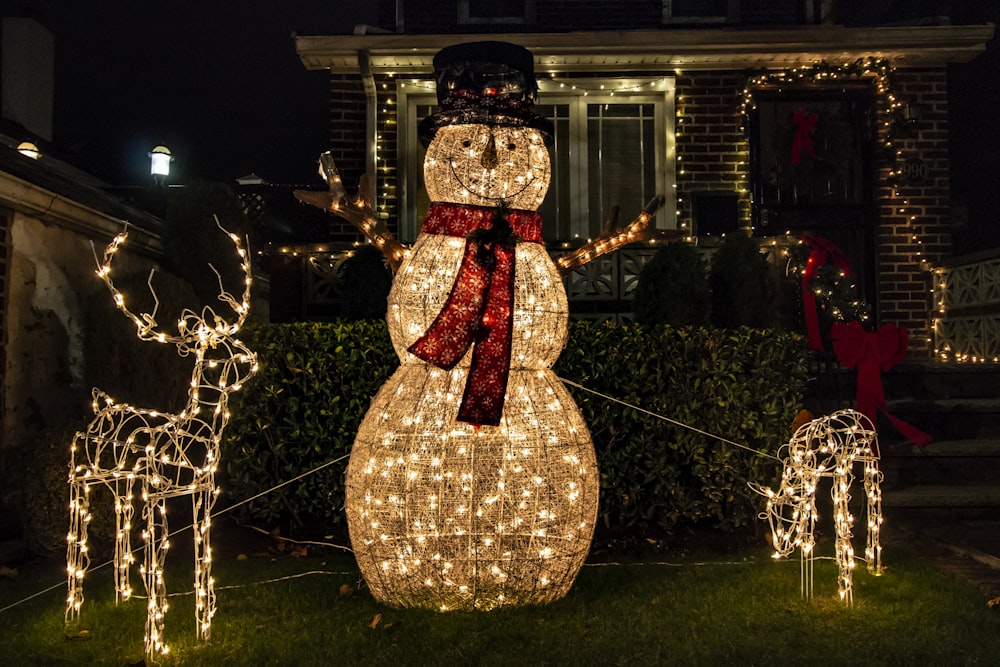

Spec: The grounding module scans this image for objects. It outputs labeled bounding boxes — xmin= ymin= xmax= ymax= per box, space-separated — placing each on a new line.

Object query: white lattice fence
xmin=933 ymin=254 xmax=1000 ymax=362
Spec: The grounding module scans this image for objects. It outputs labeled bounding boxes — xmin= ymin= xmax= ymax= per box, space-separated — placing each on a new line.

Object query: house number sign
xmin=901 ymin=157 xmax=929 ymax=184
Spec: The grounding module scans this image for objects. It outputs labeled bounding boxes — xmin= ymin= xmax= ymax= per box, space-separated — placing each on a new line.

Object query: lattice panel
xmin=933 ymin=257 xmax=1000 ymax=361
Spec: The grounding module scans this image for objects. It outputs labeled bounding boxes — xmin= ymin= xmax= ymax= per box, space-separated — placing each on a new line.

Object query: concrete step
xmin=882 ymin=363 xmax=1000 ymax=401
xmin=883 ymin=398 xmax=1000 ymax=440
xmin=882 ymin=484 xmax=1000 ymax=522
xmin=881 ymin=438 xmax=1000 ymax=487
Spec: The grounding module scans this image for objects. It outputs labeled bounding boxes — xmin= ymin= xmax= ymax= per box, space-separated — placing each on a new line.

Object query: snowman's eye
xmin=508 ymin=143 xmax=517 ymax=151
xmin=462 ymin=140 xmax=472 ymax=148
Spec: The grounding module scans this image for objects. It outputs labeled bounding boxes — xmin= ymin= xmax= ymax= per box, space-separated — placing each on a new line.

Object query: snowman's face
xmin=424 ymin=124 xmax=550 ymax=211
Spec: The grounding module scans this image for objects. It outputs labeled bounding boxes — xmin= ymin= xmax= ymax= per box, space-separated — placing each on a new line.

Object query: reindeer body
xmin=66 ymin=228 xmax=256 ymax=659
xmin=755 ymin=409 xmax=884 ymax=605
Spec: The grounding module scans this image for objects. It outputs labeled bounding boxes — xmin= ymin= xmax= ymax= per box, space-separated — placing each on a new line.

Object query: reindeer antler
xmin=96 ymin=220 xmax=253 ymax=345
xmin=556 ymin=195 xmax=675 ymax=275
xmin=293 ymin=152 xmax=408 ymax=272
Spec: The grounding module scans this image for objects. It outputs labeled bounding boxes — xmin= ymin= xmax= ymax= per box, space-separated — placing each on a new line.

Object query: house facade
xmin=292 ymin=0 xmax=994 ymax=359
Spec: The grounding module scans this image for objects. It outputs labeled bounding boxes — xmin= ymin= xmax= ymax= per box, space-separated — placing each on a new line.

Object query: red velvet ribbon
xmin=408 ymin=202 xmax=543 ymax=426
xmin=800 ymin=235 xmax=851 ymax=351
xmin=791 ymin=108 xmax=818 ymax=166
xmin=831 ymin=320 xmax=933 ymax=448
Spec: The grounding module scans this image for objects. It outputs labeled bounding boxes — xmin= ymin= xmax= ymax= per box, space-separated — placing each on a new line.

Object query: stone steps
xmin=881 ymin=436 xmax=1000 ymax=522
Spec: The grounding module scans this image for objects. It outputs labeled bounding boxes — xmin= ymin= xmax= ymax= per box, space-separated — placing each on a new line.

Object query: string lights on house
xmin=66 ymin=223 xmax=257 ymax=660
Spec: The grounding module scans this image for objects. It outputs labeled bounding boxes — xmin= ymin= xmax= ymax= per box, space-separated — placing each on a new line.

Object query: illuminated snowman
xmin=297 ymin=41 xmax=660 ymax=611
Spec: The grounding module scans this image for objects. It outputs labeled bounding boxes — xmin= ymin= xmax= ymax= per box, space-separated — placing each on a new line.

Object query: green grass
xmin=2 ymin=532 xmax=998 ymax=666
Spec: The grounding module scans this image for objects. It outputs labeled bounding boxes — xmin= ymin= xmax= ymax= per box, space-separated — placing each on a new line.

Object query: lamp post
xmin=149 ymin=145 xmax=173 ymax=184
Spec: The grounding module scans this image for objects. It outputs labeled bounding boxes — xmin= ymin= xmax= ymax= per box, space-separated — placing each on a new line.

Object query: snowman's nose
xmin=480 ymin=130 xmax=499 ymax=169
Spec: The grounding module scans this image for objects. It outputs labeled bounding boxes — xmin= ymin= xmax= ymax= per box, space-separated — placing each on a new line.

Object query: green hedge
xmin=555 ymin=321 xmax=809 ymax=533
xmin=223 ymin=321 xmax=809 ymax=536
xmin=224 ymin=321 xmax=398 ymax=528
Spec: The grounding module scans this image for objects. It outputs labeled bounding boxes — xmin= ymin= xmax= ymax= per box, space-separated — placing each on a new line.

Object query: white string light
xmin=66 ymin=220 xmax=258 ymax=660
xmin=751 ymin=409 xmax=884 ymax=605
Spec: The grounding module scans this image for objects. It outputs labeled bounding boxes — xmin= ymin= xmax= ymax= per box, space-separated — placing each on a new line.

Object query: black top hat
xmin=418 ymin=41 xmax=553 ymax=147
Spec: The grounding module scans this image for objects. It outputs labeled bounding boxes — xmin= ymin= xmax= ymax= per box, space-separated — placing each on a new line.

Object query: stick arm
xmin=293 ymin=153 xmax=408 ymax=272
xmin=556 ymin=195 xmax=668 ymax=275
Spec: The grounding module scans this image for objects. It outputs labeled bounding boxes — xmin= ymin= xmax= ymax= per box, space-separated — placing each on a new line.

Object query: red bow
xmin=791 ymin=108 xmax=818 ymax=166
xmin=408 ymin=202 xmax=543 ymax=427
xmin=800 ymin=235 xmax=851 ymax=351
xmin=831 ymin=321 xmax=932 ymax=448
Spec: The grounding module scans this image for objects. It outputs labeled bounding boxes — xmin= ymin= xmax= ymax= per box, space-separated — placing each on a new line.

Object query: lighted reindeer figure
xmin=66 ymin=222 xmax=257 ymax=658
xmin=752 ymin=409 xmax=884 ymax=605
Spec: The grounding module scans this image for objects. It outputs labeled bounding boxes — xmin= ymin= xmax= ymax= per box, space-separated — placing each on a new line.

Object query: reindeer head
xmin=96 ymin=219 xmax=259 ymax=394
xmin=751 ymin=420 xmax=825 ymax=559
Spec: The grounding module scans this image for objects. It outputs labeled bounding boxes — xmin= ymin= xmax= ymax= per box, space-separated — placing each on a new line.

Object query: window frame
xmin=458 ymin=0 xmax=536 ymax=25
xmin=662 ymin=0 xmax=739 ymax=24
xmin=397 ymin=77 xmax=676 ymax=242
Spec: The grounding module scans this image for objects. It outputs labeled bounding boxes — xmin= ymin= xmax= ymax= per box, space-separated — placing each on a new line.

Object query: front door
xmin=749 ymin=84 xmax=878 ymax=327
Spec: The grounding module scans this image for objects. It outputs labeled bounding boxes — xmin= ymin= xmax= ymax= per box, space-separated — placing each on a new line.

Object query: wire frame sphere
xmin=346 ymin=362 xmax=598 ymax=610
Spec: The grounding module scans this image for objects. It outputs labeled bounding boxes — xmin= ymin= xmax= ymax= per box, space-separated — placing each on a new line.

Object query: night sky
xmin=11 ymin=1 xmax=375 ymax=186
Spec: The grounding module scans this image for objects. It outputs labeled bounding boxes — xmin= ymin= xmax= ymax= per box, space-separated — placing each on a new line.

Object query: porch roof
xmin=295 ymin=24 xmax=994 ymax=74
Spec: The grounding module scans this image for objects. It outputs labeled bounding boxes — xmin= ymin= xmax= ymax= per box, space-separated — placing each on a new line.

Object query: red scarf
xmin=408 ymin=202 xmax=543 ymax=426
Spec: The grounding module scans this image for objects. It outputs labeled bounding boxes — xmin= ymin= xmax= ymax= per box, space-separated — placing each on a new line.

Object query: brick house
xmin=290 ymin=0 xmax=994 ymax=360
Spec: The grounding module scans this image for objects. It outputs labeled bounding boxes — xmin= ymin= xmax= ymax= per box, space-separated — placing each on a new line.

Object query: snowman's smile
xmin=446 ymin=154 xmax=537 ymax=205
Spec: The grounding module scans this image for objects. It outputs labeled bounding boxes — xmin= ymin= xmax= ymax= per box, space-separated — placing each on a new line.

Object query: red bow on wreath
xmin=800 ymin=235 xmax=851 ymax=351
xmin=791 ymin=108 xmax=818 ymax=166
xmin=831 ymin=320 xmax=933 ymax=449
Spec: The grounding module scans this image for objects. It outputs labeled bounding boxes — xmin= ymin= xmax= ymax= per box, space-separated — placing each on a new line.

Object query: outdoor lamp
xmin=17 ymin=141 xmax=40 ymax=159
xmin=149 ymin=145 xmax=173 ymax=178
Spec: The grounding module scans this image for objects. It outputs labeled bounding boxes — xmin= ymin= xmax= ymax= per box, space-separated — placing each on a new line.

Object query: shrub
xmin=223 ymin=320 xmax=808 ymax=539
xmin=555 ymin=321 xmax=809 ymax=535
xmin=633 ymin=242 xmax=709 ymax=326
xmin=222 ymin=321 xmax=398 ymax=531
xmin=709 ymin=233 xmax=775 ymax=329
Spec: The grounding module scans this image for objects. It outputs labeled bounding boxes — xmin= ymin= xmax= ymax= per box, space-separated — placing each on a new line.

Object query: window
xmin=663 ymin=0 xmax=737 ymax=23
xmin=458 ymin=0 xmax=535 ymax=24
xmin=398 ymin=78 xmax=676 ymax=242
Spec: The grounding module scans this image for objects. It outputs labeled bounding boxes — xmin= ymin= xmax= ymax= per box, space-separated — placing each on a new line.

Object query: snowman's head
xmin=424 ymin=123 xmax=551 ymax=211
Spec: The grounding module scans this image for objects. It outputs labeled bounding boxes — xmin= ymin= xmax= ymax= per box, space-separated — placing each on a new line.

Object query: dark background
xmin=7 ymin=0 xmax=375 ymax=185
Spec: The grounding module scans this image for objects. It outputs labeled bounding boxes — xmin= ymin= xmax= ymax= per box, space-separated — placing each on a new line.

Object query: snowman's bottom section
xmin=345 ymin=363 xmax=599 ymax=611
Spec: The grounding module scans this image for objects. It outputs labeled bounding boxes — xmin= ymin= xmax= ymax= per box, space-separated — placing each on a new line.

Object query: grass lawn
xmin=2 ymin=521 xmax=998 ymax=666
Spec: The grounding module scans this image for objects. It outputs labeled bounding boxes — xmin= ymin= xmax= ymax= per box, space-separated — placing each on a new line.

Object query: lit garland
xmin=752 ymin=409 xmax=884 ymax=605
xmin=66 ymin=222 xmax=258 ymax=659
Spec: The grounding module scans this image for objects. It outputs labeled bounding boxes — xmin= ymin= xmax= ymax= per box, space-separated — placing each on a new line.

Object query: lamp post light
xmin=17 ymin=141 xmax=41 ymax=159
xmin=149 ymin=145 xmax=173 ymax=184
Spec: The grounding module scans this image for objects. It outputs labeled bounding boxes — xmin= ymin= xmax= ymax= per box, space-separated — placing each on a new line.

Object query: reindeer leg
xmin=142 ymin=483 xmax=170 ymax=659
xmin=66 ymin=473 xmax=91 ymax=625
xmin=864 ymin=456 xmax=884 ymax=575
xmin=192 ymin=482 xmax=217 ymax=641
xmin=832 ymin=464 xmax=856 ymax=605
xmin=113 ymin=476 xmax=136 ymax=603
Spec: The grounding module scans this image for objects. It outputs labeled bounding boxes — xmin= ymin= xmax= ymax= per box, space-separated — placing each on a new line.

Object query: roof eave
xmin=295 ymin=24 xmax=995 ymax=74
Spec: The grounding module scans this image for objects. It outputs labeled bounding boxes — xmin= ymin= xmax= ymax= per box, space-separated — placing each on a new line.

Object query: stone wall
xmin=0 ymin=213 xmax=155 ymax=544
